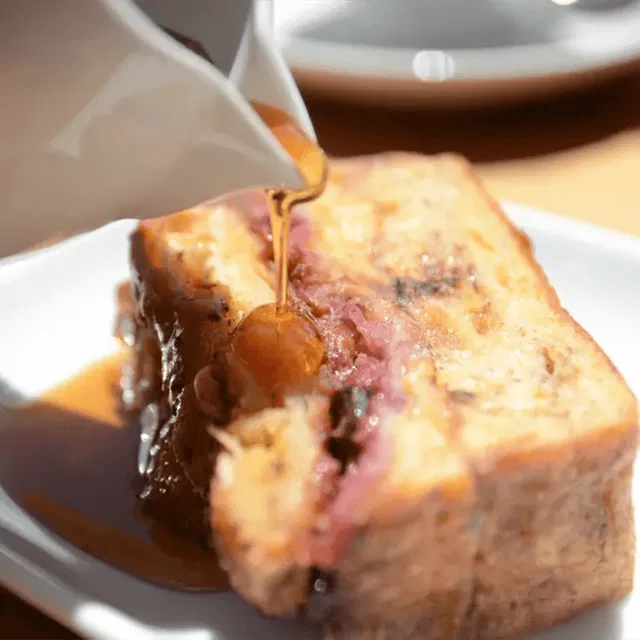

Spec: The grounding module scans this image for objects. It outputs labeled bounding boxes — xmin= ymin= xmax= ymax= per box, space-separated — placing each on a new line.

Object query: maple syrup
xmin=0 ymin=353 xmax=228 ymax=591
xmin=0 ymin=103 xmax=329 ymax=599
xmin=230 ymin=103 xmax=328 ymax=396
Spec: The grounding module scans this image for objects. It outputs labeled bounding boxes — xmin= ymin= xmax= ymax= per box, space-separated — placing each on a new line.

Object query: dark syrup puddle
xmin=0 ymin=383 xmax=225 ymax=591
xmin=0 ymin=359 xmax=320 ymax=638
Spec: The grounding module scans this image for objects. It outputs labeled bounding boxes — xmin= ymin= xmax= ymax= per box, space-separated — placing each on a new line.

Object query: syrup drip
xmin=229 ymin=104 xmax=328 ymax=397
xmin=0 ymin=105 xmax=329 ymax=619
xmin=251 ymin=103 xmax=328 ymax=311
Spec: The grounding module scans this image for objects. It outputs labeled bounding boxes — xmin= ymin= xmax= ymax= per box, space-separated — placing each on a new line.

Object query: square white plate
xmin=0 ymin=202 xmax=638 ymax=640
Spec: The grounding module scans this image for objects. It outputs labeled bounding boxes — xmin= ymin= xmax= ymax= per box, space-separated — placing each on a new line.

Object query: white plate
xmin=0 ymin=203 xmax=638 ymax=639
xmin=273 ymin=0 xmax=640 ymax=106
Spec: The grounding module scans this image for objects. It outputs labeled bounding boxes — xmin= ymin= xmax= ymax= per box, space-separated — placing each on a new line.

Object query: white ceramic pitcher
xmin=0 ymin=0 xmax=313 ymax=257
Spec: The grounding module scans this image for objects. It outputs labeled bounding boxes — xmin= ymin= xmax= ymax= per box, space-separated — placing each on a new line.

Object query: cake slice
xmin=122 ymin=153 xmax=638 ymax=639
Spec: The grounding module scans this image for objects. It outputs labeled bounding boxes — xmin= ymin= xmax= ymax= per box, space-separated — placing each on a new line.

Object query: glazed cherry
xmin=230 ymin=303 xmax=324 ymax=397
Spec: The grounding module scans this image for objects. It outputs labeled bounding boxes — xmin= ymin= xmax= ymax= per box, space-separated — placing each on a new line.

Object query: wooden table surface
xmin=3 ymin=70 xmax=640 ymax=638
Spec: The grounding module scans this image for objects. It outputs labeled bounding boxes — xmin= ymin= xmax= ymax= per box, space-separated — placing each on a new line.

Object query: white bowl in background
xmin=272 ymin=0 xmax=640 ymax=107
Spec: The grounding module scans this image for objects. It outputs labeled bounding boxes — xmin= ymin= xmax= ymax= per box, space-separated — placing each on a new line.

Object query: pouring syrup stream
xmin=0 ymin=103 xmax=330 ymax=595
xmin=228 ymin=104 xmax=328 ymax=401
xmin=252 ymin=102 xmax=328 ymax=311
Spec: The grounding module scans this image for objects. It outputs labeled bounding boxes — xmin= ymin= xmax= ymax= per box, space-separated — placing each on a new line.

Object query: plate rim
xmin=504 ymin=200 xmax=640 ymax=260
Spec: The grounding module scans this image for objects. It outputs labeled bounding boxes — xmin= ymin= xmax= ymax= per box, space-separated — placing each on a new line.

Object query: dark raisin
xmin=328 ymin=437 xmax=361 ymax=469
xmin=306 ymin=570 xmax=337 ymax=623
xmin=448 ymin=389 xmax=475 ymax=404
xmin=330 ymin=386 xmax=370 ymax=438
xmin=392 ymin=276 xmax=461 ymax=304
xmin=182 ymin=445 xmax=194 ymax=465
xmin=393 ymin=278 xmax=410 ymax=305
xmin=542 ymin=348 xmax=555 ymax=375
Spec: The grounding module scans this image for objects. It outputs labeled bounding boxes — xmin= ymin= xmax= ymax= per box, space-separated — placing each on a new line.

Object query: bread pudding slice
xmin=120 ymin=153 xmax=638 ymax=640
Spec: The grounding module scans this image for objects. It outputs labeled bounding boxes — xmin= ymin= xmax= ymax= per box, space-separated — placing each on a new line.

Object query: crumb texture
xmin=122 ymin=154 xmax=638 ymax=640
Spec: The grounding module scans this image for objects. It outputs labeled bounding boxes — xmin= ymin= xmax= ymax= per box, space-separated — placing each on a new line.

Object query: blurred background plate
xmin=272 ymin=0 xmax=640 ymax=107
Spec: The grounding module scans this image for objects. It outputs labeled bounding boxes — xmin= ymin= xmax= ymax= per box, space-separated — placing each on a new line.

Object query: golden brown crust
xmin=127 ymin=216 xmax=235 ymax=543
xmin=123 ymin=153 xmax=638 ymax=639
xmin=319 ymin=154 xmax=638 ymax=639
xmin=211 ymin=396 xmax=333 ymax=615
xmin=124 ymin=196 xmax=286 ymax=543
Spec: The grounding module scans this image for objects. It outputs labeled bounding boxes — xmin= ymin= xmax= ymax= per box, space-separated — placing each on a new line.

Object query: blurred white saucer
xmin=272 ymin=0 xmax=640 ymax=107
